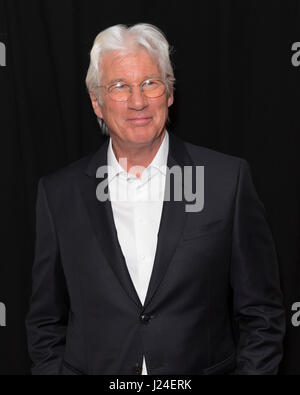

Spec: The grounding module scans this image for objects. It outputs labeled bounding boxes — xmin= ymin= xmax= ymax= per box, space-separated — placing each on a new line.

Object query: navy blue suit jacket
xmin=26 ymin=132 xmax=285 ymax=375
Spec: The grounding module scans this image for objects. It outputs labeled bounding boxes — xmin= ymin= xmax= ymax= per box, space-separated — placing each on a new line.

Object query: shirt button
xmin=140 ymin=314 xmax=153 ymax=323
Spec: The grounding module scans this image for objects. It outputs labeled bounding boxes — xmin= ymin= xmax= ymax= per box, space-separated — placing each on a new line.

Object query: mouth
xmin=127 ymin=117 xmax=153 ymax=126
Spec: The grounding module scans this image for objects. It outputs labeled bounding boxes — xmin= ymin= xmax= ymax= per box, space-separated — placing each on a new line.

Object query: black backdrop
xmin=0 ymin=0 xmax=299 ymax=375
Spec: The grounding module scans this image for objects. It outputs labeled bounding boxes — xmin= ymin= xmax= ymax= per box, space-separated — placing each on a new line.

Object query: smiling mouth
xmin=127 ymin=117 xmax=152 ymax=125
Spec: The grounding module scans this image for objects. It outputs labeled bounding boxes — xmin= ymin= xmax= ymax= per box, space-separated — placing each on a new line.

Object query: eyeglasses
xmin=98 ymin=78 xmax=166 ymax=102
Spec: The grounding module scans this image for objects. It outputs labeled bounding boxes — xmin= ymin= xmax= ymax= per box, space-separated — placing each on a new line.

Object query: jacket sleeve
xmin=25 ymin=178 xmax=70 ymax=375
xmin=230 ymin=159 xmax=286 ymax=375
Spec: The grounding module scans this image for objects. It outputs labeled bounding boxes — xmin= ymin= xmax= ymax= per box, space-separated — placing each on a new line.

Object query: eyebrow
xmin=107 ymin=74 xmax=161 ymax=85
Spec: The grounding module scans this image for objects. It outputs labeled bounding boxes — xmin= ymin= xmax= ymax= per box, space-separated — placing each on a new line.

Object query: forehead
xmin=100 ymin=49 xmax=161 ymax=83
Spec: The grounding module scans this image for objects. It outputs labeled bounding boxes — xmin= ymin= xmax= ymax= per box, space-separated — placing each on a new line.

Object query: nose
xmin=127 ymin=86 xmax=148 ymax=110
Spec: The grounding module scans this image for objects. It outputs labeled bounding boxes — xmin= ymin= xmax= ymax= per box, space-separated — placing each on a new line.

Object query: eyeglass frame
xmin=96 ymin=78 xmax=168 ymax=102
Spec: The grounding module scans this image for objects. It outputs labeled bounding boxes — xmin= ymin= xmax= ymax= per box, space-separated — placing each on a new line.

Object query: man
xmin=26 ymin=23 xmax=285 ymax=375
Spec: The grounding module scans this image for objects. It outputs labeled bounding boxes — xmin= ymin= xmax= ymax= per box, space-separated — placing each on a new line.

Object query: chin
xmin=126 ymin=129 xmax=157 ymax=144
xmin=130 ymin=125 xmax=165 ymax=143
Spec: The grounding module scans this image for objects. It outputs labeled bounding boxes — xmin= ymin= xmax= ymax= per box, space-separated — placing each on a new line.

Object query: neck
xmin=111 ymin=131 xmax=166 ymax=178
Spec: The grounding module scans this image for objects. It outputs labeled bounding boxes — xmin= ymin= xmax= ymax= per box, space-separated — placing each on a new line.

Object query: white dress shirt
xmin=107 ymin=131 xmax=169 ymax=375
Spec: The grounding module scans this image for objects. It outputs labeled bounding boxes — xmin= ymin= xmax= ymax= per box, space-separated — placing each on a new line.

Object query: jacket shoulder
xmin=38 ymin=151 xmax=96 ymax=191
xmin=180 ymin=138 xmax=250 ymax=189
xmin=183 ymin=140 xmax=245 ymax=168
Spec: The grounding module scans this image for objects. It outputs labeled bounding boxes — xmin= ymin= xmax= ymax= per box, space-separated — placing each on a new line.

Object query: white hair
xmin=85 ymin=23 xmax=175 ymax=135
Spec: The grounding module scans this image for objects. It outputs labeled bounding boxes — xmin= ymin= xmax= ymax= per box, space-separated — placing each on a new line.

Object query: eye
xmin=142 ymin=80 xmax=161 ymax=91
xmin=109 ymin=82 xmax=128 ymax=92
xmin=144 ymin=80 xmax=156 ymax=86
xmin=116 ymin=82 xmax=127 ymax=89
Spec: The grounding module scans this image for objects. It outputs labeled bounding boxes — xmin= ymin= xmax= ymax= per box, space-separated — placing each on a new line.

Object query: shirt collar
xmin=107 ymin=130 xmax=169 ymax=184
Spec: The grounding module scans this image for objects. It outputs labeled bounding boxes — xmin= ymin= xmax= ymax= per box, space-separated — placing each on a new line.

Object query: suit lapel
xmin=143 ymin=132 xmax=194 ymax=309
xmin=82 ymin=139 xmax=143 ymax=309
xmin=82 ymin=132 xmax=194 ymax=311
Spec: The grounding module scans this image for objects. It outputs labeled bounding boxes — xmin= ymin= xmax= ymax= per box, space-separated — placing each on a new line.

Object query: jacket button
xmin=133 ymin=363 xmax=142 ymax=374
xmin=140 ymin=314 xmax=153 ymax=323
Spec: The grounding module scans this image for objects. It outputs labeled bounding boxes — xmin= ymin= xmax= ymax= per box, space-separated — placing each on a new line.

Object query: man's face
xmin=90 ymin=49 xmax=174 ymax=147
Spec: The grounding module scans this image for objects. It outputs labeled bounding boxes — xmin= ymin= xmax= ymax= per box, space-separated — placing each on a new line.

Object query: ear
xmin=89 ymin=92 xmax=104 ymax=119
xmin=167 ymin=93 xmax=174 ymax=108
